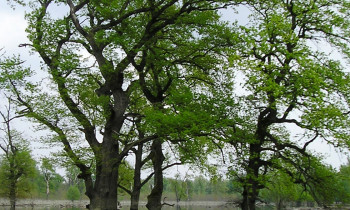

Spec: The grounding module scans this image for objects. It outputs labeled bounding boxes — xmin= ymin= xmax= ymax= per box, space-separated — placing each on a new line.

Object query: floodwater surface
xmin=1 ymin=206 xmax=274 ymax=210
xmin=0 ymin=200 xmax=274 ymax=210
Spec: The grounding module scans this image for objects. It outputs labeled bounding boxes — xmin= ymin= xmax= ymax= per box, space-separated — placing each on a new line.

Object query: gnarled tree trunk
xmin=241 ymin=180 xmax=259 ymax=210
xmin=146 ymin=139 xmax=165 ymax=210
xmin=241 ymin=143 xmax=262 ymax=210
xmin=85 ymin=140 xmax=121 ymax=210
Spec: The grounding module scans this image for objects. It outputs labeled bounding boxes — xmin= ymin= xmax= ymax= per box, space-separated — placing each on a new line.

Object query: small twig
xmin=18 ymin=43 xmax=33 ymax=48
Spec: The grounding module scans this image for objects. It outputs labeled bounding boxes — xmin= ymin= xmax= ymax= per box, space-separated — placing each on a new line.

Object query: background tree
xmin=64 ymin=163 xmax=86 ymax=197
xmin=336 ymin=159 xmax=350 ymax=204
xmin=0 ymin=97 xmax=36 ymax=210
xmin=40 ymin=157 xmax=56 ymax=199
xmin=169 ymin=173 xmax=187 ymax=203
xmin=67 ymin=185 xmax=80 ymax=203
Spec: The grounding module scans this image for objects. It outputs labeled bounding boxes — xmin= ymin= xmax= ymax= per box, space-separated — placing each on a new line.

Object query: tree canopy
xmin=1 ymin=0 xmax=350 ymax=210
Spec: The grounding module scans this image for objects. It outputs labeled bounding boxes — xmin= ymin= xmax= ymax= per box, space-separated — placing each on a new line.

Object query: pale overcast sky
xmin=0 ymin=2 xmax=28 ymax=53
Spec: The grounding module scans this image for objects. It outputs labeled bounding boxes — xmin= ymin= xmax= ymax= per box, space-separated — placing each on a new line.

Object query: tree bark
xmin=241 ymin=186 xmax=248 ymax=210
xmin=10 ymin=177 xmax=16 ymax=210
xmin=9 ymin=160 xmax=16 ymax=210
xmin=277 ymin=199 xmax=284 ymax=210
xmin=130 ymin=144 xmax=143 ymax=210
xmin=241 ymin=142 xmax=261 ymax=210
xmin=175 ymin=184 xmax=180 ymax=203
xmin=241 ymin=183 xmax=258 ymax=210
xmin=85 ymin=141 xmax=121 ymax=210
xmin=186 ymin=182 xmax=190 ymax=201
xmin=130 ymin=190 xmax=141 ymax=210
xmin=45 ymin=180 xmax=50 ymax=200
xmin=240 ymin=108 xmax=273 ymax=210
xmin=87 ymin=165 xmax=119 ymax=209
xmin=146 ymin=139 xmax=165 ymax=210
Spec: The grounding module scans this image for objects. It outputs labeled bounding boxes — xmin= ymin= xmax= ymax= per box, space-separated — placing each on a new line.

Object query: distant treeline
xmin=143 ymin=165 xmax=350 ymax=207
xmin=2 ymin=158 xmax=350 ymax=208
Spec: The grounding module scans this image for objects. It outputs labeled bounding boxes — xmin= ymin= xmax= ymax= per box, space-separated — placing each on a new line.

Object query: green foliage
xmin=337 ymin=159 xmax=350 ymax=203
xmin=258 ymin=158 xmax=344 ymax=208
xmin=67 ymin=185 xmax=80 ymax=202
xmin=41 ymin=157 xmax=54 ymax=174
xmin=50 ymin=173 xmax=65 ymax=194
xmin=303 ymin=159 xmax=340 ymax=206
xmin=32 ymin=168 xmax=64 ymax=198
xmin=260 ymin=171 xmax=305 ymax=209
xmin=0 ymin=56 xmax=34 ymax=104
xmin=40 ymin=157 xmax=56 ymax=198
xmin=118 ymin=161 xmax=134 ymax=195
xmin=221 ymin=1 xmax=350 ymax=208
xmin=230 ymin=0 xmax=350 ymax=138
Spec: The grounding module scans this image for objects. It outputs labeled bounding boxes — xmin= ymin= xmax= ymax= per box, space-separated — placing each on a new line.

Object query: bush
xmin=67 ymin=185 xmax=80 ymax=202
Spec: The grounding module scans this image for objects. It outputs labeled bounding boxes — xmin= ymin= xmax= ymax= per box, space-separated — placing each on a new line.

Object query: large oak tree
xmin=224 ymin=0 xmax=350 ymax=209
xmin=1 ymin=0 xmax=234 ymax=209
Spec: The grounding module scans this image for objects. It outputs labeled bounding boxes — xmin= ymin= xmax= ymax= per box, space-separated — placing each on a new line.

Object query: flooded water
xmin=0 ymin=200 xmax=274 ymax=210
xmin=1 ymin=208 xmax=271 ymax=210
xmin=0 ymin=206 xmax=273 ymax=210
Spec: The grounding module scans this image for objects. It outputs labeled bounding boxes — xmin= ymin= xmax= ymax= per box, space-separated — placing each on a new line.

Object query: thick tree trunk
xmin=146 ymin=139 xmax=165 ymax=210
xmin=241 ymin=186 xmax=248 ymax=210
xmin=85 ymin=142 xmax=120 ymax=210
xmin=277 ymin=199 xmax=284 ymax=210
xmin=241 ymin=144 xmax=261 ymax=210
xmin=130 ymin=189 xmax=141 ymax=210
xmin=87 ymin=164 xmax=119 ymax=210
xmin=241 ymin=185 xmax=258 ymax=210
xmin=130 ymin=144 xmax=143 ymax=210
xmin=78 ymin=89 xmax=128 ymax=210
xmin=248 ymin=195 xmax=256 ymax=210
xmin=89 ymin=192 xmax=119 ymax=210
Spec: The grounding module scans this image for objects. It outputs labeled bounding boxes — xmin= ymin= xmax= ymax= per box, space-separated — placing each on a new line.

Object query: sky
xmin=0 ymin=1 xmax=66 ymax=169
xmin=0 ymin=2 xmax=27 ymax=54
xmin=0 ymin=1 xmax=349 ymax=177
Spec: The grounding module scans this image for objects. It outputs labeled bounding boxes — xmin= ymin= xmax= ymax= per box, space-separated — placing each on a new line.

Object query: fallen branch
xmin=162 ymin=197 xmax=175 ymax=207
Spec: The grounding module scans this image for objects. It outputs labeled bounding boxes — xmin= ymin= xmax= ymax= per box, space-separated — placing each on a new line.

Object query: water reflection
xmin=127 ymin=206 xmax=273 ymax=210
xmin=6 ymin=205 xmax=273 ymax=210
